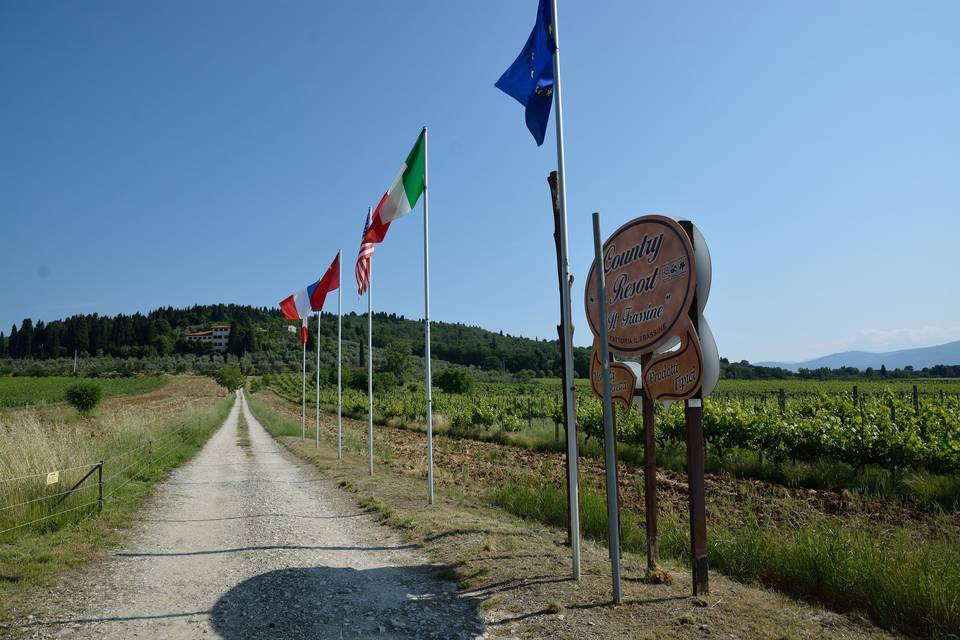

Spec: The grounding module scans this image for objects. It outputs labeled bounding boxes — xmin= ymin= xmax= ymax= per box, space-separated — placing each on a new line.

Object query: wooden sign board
xmin=589 ymin=343 xmax=639 ymax=409
xmin=46 ymin=471 xmax=59 ymax=486
xmin=585 ymin=215 xmax=696 ymax=357
xmin=643 ymin=327 xmax=703 ymax=400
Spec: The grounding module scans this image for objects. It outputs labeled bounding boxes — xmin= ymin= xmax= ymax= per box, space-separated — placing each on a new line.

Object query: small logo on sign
xmin=661 ymin=256 xmax=688 ymax=282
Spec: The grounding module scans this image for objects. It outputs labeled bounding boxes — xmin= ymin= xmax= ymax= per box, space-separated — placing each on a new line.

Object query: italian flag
xmin=362 ymin=129 xmax=426 ymax=244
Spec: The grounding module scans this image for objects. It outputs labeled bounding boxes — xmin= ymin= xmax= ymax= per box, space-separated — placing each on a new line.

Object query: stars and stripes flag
xmin=355 ymin=211 xmax=374 ymax=296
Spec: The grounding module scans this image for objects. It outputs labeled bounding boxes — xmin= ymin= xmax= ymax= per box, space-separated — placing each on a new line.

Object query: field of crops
xmin=263 ymin=373 xmax=960 ymax=478
xmin=0 ymin=376 xmax=169 ymax=409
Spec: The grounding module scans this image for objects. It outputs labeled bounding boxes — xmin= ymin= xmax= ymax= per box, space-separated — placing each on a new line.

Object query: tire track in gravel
xmin=20 ymin=391 xmax=484 ymax=640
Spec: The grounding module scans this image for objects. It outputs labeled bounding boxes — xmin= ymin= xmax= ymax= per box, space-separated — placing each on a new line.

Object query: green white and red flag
xmin=362 ymin=130 xmax=426 ymax=244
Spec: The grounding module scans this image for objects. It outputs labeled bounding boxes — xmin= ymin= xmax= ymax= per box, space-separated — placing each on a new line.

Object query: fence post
xmin=97 ymin=461 xmax=104 ymax=512
xmin=913 ymin=385 xmax=920 ymax=415
xmin=890 ymin=403 xmax=896 ymax=427
xmin=778 ymin=388 xmax=785 ymax=415
xmin=527 ymin=398 xmax=533 ymax=430
xmin=852 ymin=385 xmax=858 ymax=408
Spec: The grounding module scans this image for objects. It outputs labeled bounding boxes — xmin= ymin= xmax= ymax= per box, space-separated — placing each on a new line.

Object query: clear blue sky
xmin=2 ymin=0 xmax=958 ymax=363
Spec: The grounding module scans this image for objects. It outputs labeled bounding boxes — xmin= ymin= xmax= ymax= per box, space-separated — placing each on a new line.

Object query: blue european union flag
xmin=495 ymin=0 xmax=556 ymax=146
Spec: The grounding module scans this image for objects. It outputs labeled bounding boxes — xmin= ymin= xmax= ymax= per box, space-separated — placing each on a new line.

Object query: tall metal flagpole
xmin=337 ymin=249 xmax=343 ymax=460
xmin=367 ymin=208 xmax=374 ymax=476
xmin=423 ymin=126 xmax=435 ymax=505
xmin=315 ymin=311 xmax=321 ymax=448
xmin=550 ymin=0 xmax=582 ymax=581
xmin=301 ymin=324 xmax=306 ymax=440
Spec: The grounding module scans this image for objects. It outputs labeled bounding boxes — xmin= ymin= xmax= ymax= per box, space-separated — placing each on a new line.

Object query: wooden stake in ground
xmin=641 ymin=353 xmax=658 ymax=571
xmin=548 ymin=171 xmax=582 ymax=580
xmin=680 ymin=219 xmax=709 ymax=595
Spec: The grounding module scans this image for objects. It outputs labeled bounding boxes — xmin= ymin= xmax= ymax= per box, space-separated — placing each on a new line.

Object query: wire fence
xmin=0 ymin=425 xmax=198 ymax=540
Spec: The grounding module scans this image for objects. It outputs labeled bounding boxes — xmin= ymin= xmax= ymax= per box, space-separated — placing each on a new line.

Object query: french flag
xmin=279 ymin=254 xmax=341 ymax=344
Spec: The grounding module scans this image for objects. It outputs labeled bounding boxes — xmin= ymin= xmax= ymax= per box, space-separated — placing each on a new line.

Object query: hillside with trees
xmin=0 ymin=305 xmax=587 ymax=378
xmin=2 ymin=305 xmax=957 ymax=380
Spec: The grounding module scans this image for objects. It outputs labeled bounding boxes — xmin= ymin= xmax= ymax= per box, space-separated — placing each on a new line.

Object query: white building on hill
xmin=184 ymin=323 xmax=230 ymax=351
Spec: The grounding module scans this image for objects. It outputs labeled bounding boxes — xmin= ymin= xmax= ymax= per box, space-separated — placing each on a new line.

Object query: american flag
xmin=355 ymin=211 xmax=374 ymax=296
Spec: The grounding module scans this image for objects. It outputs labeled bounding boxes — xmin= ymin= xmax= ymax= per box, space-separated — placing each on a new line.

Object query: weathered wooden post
xmin=641 ymin=357 xmax=658 ymax=571
xmin=680 ymin=220 xmax=708 ymax=595
xmin=549 ymin=172 xmax=582 ymax=576
xmin=97 ymin=461 xmax=104 ymax=512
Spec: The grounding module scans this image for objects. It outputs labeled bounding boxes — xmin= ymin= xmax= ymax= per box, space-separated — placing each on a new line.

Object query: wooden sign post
xmin=640 ymin=353 xmax=658 ymax=570
xmin=680 ymin=219 xmax=709 ymax=595
xmin=547 ymin=172 xmax=582 ymax=579
xmin=585 ymin=213 xmax=714 ymax=597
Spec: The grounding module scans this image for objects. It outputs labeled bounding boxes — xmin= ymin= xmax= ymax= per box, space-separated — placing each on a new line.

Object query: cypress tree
xmin=33 ymin=320 xmax=46 ymax=358
xmin=243 ymin=325 xmax=258 ymax=353
xmin=9 ymin=325 xmax=18 ymax=358
xmin=0 ymin=331 xmax=6 ymax=357
xmin=19 ymin=319 xmax=33 ymax=359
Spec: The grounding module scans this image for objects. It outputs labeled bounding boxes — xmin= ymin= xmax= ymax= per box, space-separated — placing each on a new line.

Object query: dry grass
xmin=0 ymin=376 xmax=225 ymax=540
xmin=0 ymin=376 xmax=232 ymax=622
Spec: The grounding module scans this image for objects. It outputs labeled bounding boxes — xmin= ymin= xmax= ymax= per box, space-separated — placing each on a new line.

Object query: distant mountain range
xmin=758 ymin=340 xmax=960 ymax=372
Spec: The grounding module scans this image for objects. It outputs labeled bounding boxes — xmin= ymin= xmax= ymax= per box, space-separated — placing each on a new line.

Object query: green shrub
xmin=374 ymin=371 xmax=398 ymax=391
xmin=436 ymin=368 xmax=474 ymax=394
xmin=64 ymin=381 xmax=103 ymax=416
xmin=213 ymin=365 xmax=244 ymax=392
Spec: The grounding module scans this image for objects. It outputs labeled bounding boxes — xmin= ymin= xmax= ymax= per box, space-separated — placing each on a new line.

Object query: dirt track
xmin=19 ymin=391 xmax=483 ymax=639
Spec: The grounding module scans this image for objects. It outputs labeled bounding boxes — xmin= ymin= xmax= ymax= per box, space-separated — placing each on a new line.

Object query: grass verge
xmin=0 ymin=394 xmax=234 ymax=621
xmin=236 ymin=410 xmax=250 ymax=449
xmin=247 ymin=394 xmax=301 ymax=437
xmin=491 ymin=482 xmax=960 ymax=639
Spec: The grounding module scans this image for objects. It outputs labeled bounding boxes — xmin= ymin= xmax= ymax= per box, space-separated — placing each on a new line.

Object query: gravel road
xmin=23 ymin=391 xmax=484 ymax=639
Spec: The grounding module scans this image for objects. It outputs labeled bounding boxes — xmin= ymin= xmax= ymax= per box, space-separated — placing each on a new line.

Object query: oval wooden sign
xmin=585 ymin=215 xmax=696 ymax=356
xmin=589 ymin=341 xmax=640 ymax=410
xmin=643 ymin=325 xmax=703 ymax=401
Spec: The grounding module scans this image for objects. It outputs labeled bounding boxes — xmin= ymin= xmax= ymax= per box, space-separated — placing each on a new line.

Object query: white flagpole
xmin=422 ymin=126 xmax=434 ymax=505
xmin=315 ymin=311 xmax=321 ymax=448
xmin=550 ymin=0 xmax=582 ymax=582
xmin=367 ymin=208 xmax=374 ymax=476
xmin=301 ymin=322 xmax=306 ymax=440
xmin=337 ymin=249 xmax=343 ymax=461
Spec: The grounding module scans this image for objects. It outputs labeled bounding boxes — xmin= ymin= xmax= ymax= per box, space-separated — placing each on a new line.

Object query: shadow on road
xmin=210 ymin=565 xmax=484 ymax=639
